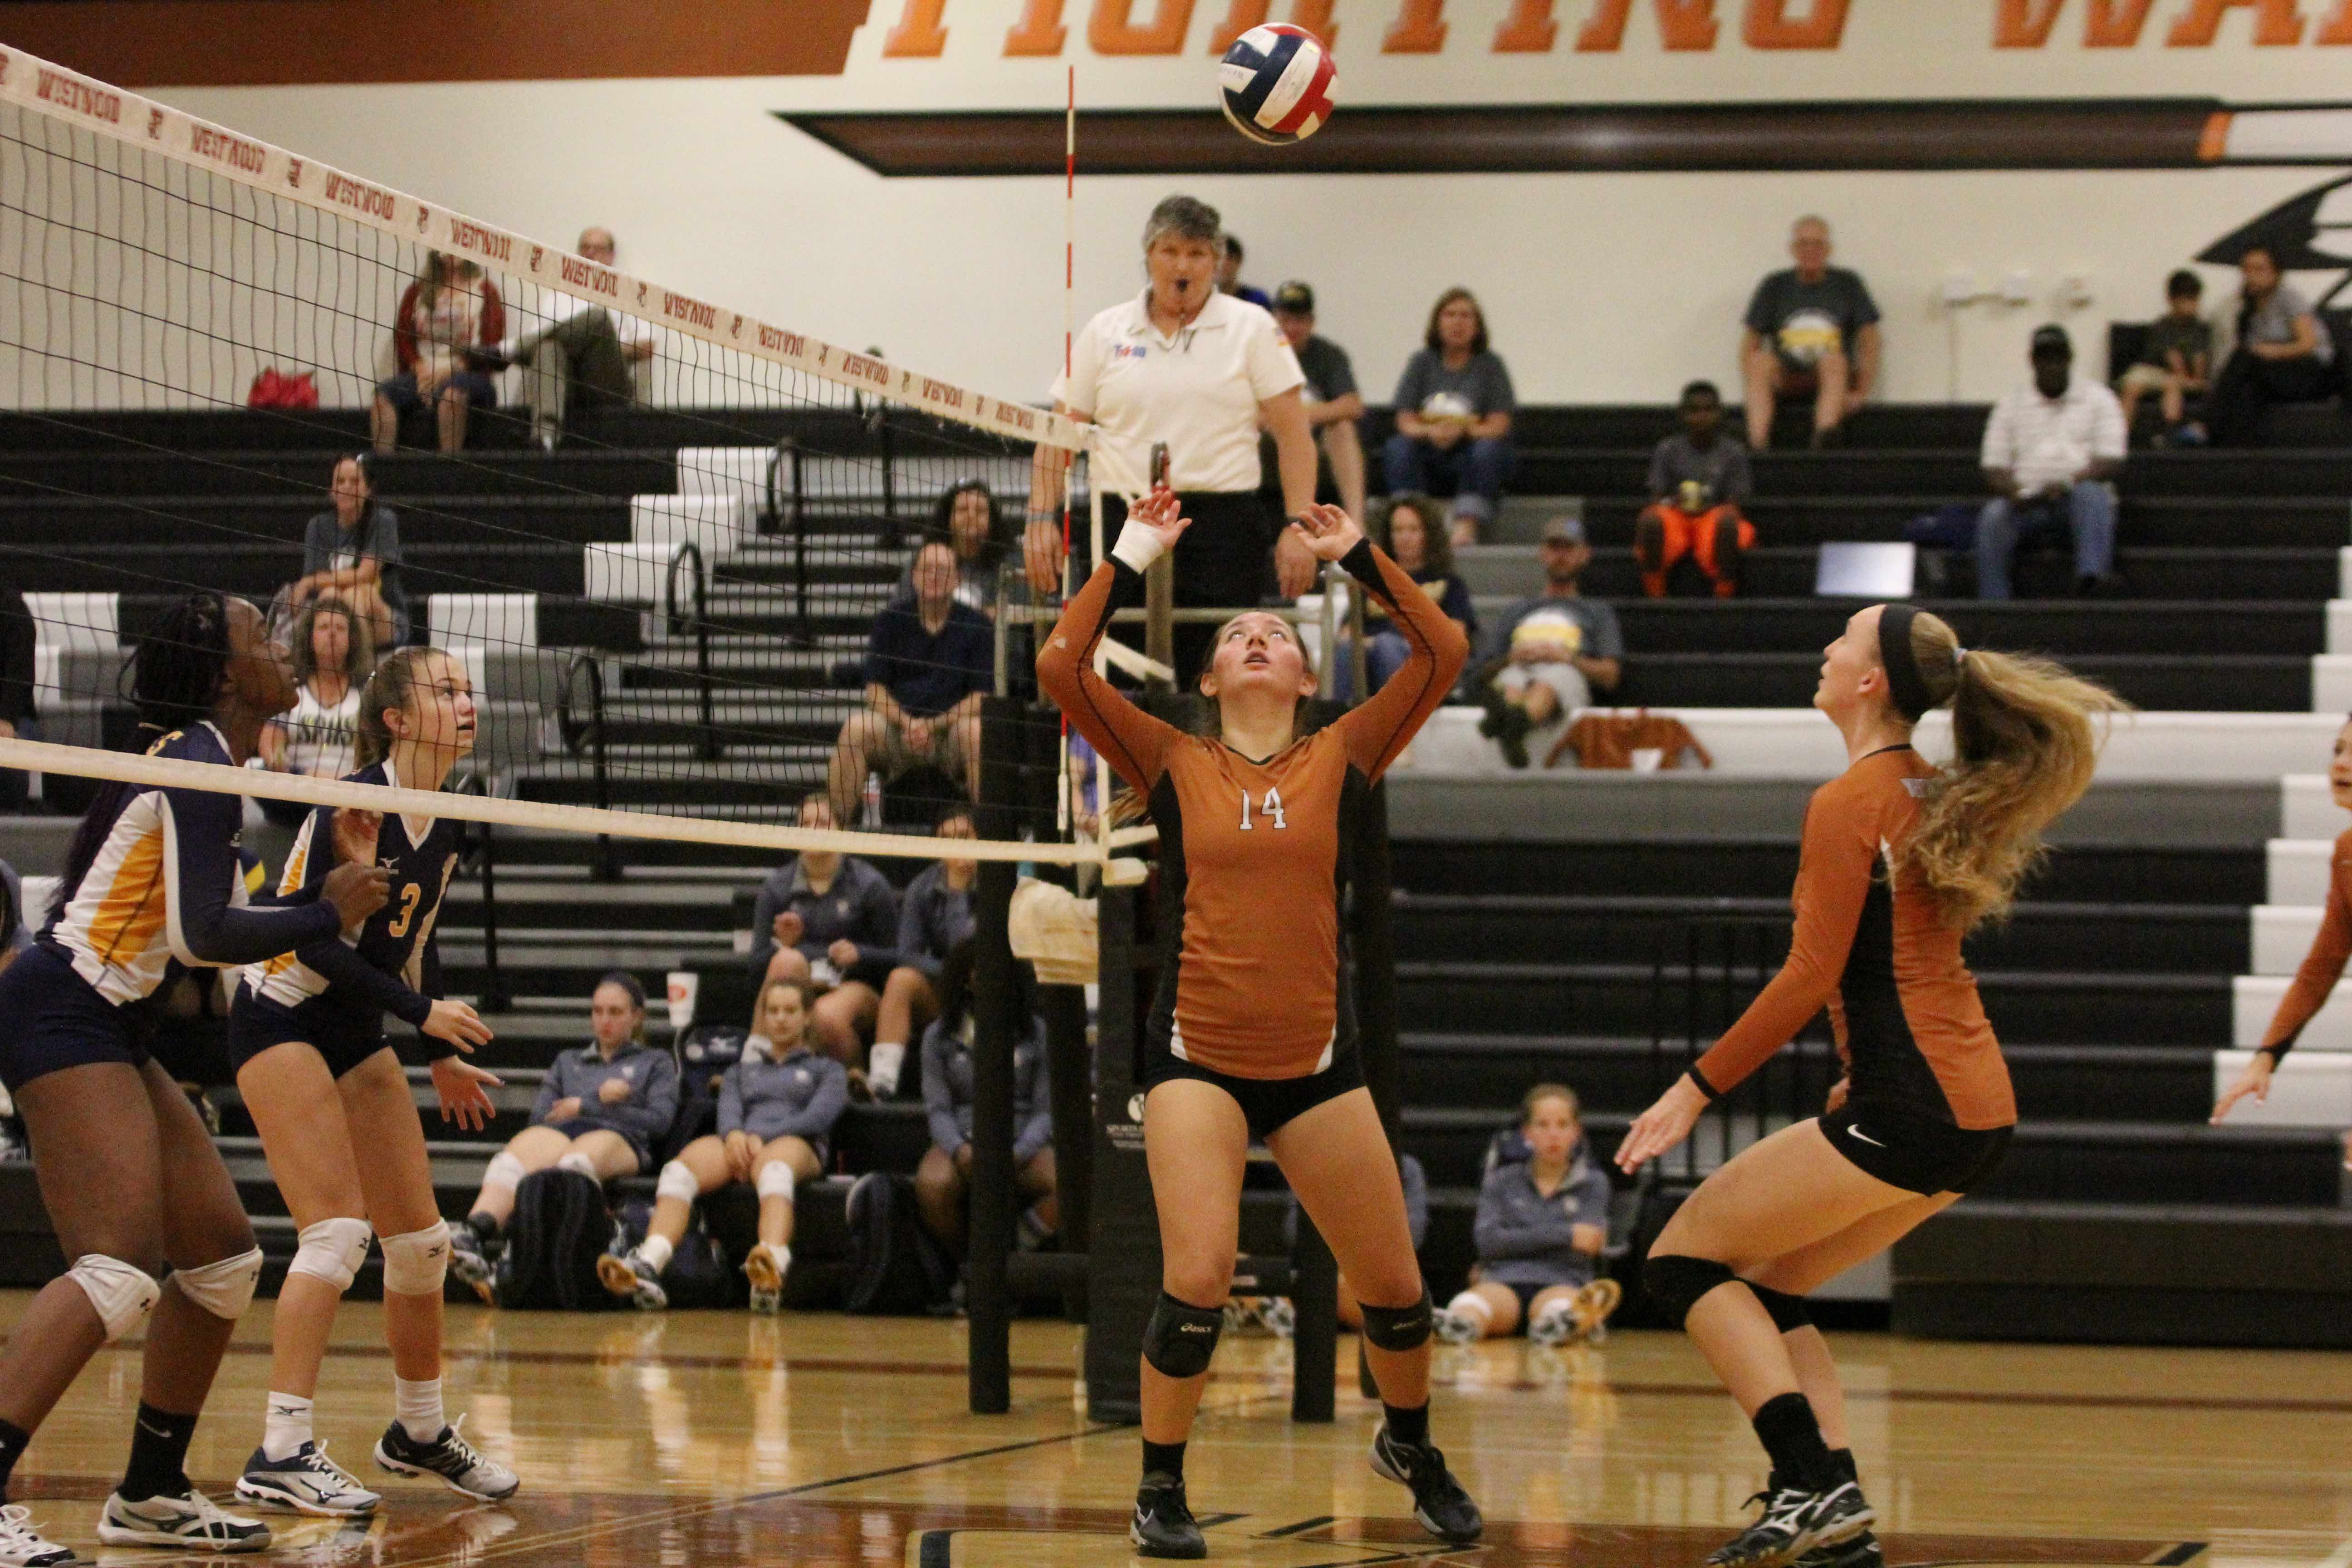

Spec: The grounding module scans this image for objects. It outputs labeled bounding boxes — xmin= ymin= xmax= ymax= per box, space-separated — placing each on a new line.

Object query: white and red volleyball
xmin=1218 ymin=24 xmax=1336 ymax=147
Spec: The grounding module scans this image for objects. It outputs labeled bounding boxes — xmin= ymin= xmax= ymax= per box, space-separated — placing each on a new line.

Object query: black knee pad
xmin=1748 ymin=1283 xmax=1813 ymax=1333
xmin=1358 ymin=1288 xmax=1433 ymax=1352
xmin=1642 ymin=1253 xmax=1736 ymax=1328
xmin=1142 ymin=1291 xmax=1224 ymax=1379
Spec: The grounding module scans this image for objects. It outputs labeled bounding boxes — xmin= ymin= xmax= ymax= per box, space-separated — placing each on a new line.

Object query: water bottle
xmin=861 ymin=770 xmax=883 ymax=829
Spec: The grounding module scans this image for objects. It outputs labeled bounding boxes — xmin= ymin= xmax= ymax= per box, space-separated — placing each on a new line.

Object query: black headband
xmin=1877 ymin=603 xmax=1935 ymax=723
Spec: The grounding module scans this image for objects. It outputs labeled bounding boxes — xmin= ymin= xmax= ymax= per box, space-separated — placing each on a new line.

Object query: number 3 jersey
xmin=1039 ymin=539 xmax=1468 ymax=1080
xmin=241 ymin=758 xmax=459 ymax=1054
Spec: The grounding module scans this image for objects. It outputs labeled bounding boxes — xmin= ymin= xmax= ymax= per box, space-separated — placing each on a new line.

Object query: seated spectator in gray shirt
xmin=1435 ymin=1083 xmax=1619 ymax=1347
xmin=748 ymin=792 xmax=904 ymax=1079
xmin=915 ymin=942 xmax=1057 ymax=1256
xmin=866 ymin=806 xmax=980 ymax=1101
xmin=1741 ymin=215 xmax=1880 ymax=450
xmin=287 ymin=454 xmax=406 ymax=653
xmin=1475 ymin=517 xmax=1624 ymax=769
xmin=1382 ymin=288 xmax=1517 ymax=544
xmin=1639 ymin=380 xmax=1757 ymax=599
xmin=2198 ymin=245 xmax=2338 ymax=447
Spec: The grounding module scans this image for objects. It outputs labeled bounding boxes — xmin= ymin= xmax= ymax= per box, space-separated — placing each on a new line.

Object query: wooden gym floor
xmin=1 ymin=1294 xmax=2346 ymax=1567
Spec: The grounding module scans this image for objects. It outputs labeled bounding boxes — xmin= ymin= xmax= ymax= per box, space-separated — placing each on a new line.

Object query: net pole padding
xmin=1082 ymin=881 xmax=1152 ymax=1424
xmin=965 ymin=695 xmax=1024 ymax=1416
xmin=0 ymin=43 xmax=1088 ymax=455
xmin=0 ymin=735 xmax=1140 ymax=867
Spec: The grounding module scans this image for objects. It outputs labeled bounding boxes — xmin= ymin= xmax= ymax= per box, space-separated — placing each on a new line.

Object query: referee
xmin=1027 ymin=194 xmax=1318 ymax=685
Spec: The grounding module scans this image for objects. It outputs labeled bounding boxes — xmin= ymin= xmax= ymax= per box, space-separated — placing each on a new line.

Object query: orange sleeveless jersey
xmin=2261 ymin=828 xmax=2352 ymax=1057
xmin=1692 ymin=745 xmax=2017 ymax=1131
xmin=1039 ymin=540 xmax=1467 ymax=1080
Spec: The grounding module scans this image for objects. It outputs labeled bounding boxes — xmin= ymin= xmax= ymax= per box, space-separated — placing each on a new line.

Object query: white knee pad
xmin=555 ymin=1150 xmax=599 ymax=1178
xmin=172 ymin=1245 xmax=264 ymax=1321
xmin=380 ymin=1220 xmax=451 ymax=1296
xmin=482 ymin=1150 xmax=527 ymax=1196
xmin=656 ymin=1160 xmax=701 ymax=1205
xmin=755 ymin=1162 xmax=795 ymax=1202
xmin=68 ymin=1254 xmax=160 ymax=1341
xmin=289 ymin=1217 xmax=372 ymax=1294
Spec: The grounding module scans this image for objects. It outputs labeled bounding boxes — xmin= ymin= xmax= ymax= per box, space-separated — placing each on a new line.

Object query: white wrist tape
xmin=1111 ymin=519 xmax=1167 ymax=575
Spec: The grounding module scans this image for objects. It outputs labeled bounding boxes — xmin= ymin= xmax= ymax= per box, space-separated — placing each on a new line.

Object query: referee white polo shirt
xmin=1053 ymin=289 xmax=1303 ymax=495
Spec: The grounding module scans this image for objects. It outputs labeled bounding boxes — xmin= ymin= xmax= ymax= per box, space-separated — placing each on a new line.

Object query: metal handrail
xmin=664 ymin=541 xmax=717 ymax=763
xmin=448 ymin=770 xmax=510 ymax=1012
xmin=557 ymin=649 xmax=621 ymax=881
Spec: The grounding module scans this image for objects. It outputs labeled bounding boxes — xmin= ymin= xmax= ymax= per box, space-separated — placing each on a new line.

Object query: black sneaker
xmin=1129 ymin=1475 xmax=1205 ymax=1560
xmin=1706 ymin=1483 xmax=1873 ymax=1568
xmin=1367 ymin=1426 xmax=1483 ymax=1545
xmin=1796 ymin=1529 xmax=1884 ymax=1568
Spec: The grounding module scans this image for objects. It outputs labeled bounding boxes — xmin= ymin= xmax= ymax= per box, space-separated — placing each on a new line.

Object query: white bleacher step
xmin=2234 ymin=974 xmax=2352 ymax=1049
xmin=2331 ymin=598 xmax=2352 ymax=654
xmin=1396 ymin=706 xmax=2350 ymax=782
xmin=2254 ymin=905 xmax=2326 ymax=974
xmin=2212 ymin=1049 xmax=2352 ymax=1127
xmin=2269 ymin=838 xmax=2336 ymax=906
xmin=632 ymin=494 xmax=750 ymax=552
xmin=2339 ymin=546 xmax=2352 ymax=601
xmin=2313 ymin=654 xmax=2352 ymax=712
xmin=2282 ymin=774 xmax=2345 ymax=840
xmin=430 ymin=593 xmax=538 ymax=649
xmin=674 ymin=446 xmax=770 ymax=515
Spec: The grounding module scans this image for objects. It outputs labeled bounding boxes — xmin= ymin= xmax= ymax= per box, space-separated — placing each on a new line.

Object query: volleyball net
xmin=0 ymin=43 xmax=1147 ymax=870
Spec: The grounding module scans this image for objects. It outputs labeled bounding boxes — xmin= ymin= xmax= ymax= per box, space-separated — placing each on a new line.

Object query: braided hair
xmin=50 ymin=592 xmax=235 ymax=923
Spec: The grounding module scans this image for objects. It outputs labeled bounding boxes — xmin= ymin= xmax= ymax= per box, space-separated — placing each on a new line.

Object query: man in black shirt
xmin=1740 ymin=216 xmax=1881 ymax=450
xmin=1270 ymin=281 xmax=1368 ymax=519
xmin=832 ymin=540 xmax=993 ymax=819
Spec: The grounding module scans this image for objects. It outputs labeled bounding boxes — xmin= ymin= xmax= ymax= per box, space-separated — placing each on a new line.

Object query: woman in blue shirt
xmin=1434 ymin=1084 xmax=1620 ymax=1347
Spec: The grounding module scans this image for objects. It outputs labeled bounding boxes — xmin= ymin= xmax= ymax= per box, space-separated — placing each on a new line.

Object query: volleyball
xmin=1218 ymin=24 xmax=1336 ymax=146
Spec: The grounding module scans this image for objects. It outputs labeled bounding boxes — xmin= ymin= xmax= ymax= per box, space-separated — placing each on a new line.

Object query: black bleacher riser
xmin=1573 ymin=495 xmax=2349 ymax=550
xmin=510 ymin=777 xmax=818 ymax=812
xmin=0 ymin=544 xmax=589 ymax=601
xmin=0 ymin=450 xmax=682 ymax=501
xmin=0 ymin=495 xmax=634 ymax=548
xmin=1615 ymin=652 xmax=2310 ymax=712
xmin=1572 ymin=549 xmax=2342 ymax=602
xmin=1514 ymin=449 xmax=2352 ymax=500
xmin=1609 ymin=599 xmax=2324 ymax=656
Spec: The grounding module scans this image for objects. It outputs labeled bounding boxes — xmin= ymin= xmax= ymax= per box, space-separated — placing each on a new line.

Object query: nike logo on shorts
xmin=1846 ymin=1126 xmax=1886 ymax=1148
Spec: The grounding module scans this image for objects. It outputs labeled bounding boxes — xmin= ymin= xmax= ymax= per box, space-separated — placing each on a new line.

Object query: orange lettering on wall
xmin=1091 ymin=0 xmax=1197 ymax=51
xmin=2315 ymin=0 xmax=2352 ymax=38
xmin=884 ymin=0 xmax=949 ymax=55
xmin=2085 ymin=0 xmax=2158 ymax=45
xmin=2166 ymin=0 xmax=2307 ymax=44
xmin=1208 ymin=0 xmax=1337 ymax=51
xmin=1005 ymin=0 xmax=1068 ymax=54
xmin=1743 ymin=0 xmax=1848 ymax=46
xmin=1495 ymin=0 xmax=1558 ymax=49
xmin=1385 ymin=0 xmax=1448 ymax=51
xmin=1575 ymin=0 xmax=1720 ymax=49
xmin=1992 ymin=0 xmax=2063 ymax=45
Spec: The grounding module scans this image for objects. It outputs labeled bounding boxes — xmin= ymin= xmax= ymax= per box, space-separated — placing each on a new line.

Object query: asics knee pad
xmin=172 ymin=1245 xmax=264 ymax=1321
xmin=380 ymin=1220 xmax=452 ymax=1296
xmin=1141 ymin=1291 xmax=1224 ymax=1380
xmin=555 ymin=1150 xmax=599 ymax=1178
xmin=1748 ymin=1283 xmax=1813 ymax=1333
xmin=755 ymin=1162 xmax=795 ymax=1202
xmin=482 ymin=1150 xmax=527 ymax=1196
xmin=1358 ymin=1288 xmax=1434 ymax=1352
xmin=1642 ymin=1253 xmax=1736 ymax=1328
xmin=68 ymin=1254 xmax=161 ymax=1340
xmin=288 ymin=1217 xmax=372 ymax=1293
xmin=656 ymin=1160 xmax=701 ymax=1205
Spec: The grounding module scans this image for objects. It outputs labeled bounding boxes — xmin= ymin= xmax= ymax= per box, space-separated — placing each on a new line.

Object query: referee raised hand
xmin=1029 ymin=194 xmax=1318 ymax=685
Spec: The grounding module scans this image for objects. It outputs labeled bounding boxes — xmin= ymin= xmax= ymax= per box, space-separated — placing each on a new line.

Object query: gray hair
xmin=1142 ymin=195 xmax=1224 ymax=255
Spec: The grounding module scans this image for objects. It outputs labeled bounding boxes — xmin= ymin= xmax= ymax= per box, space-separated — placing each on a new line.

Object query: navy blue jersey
xmin=242 ymin=759 xmax=458 ymax=1054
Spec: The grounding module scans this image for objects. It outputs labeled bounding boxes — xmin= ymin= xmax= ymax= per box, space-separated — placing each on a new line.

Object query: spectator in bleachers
xmin=2116 ymin=270 xmax=2214 ymax=444
xmin=1976 ymin=325 xmax=2126 ymax=601
xmin=514 ymin=226 xmax=652 ymax=451
xmin=1217 ymin=234 xmax=1272 ymax=310
xmin=1638 ymin=381 xmax=1756 ymax=599
xmin=866 ymin=806 xmax=979 ymax=1100
xmin=1269 ymin=281 xmax=1368 ymax=521
xmin=1384 ymin=288 xmax=1517 ymax=545
xmin=2195 ymin=246 xmax=2338 ymax=447
xmin=1433 ymin=1083 xmax=1620 ymax=1346
xmin=910 ymin=481 xmax=1014 ymax=617
xmin=1741 ymin=216 xmax=1880 ymax=451
xmin=915 ymin=943 xmax=1057 ymax=1258
xmin=1349 ymin=495 xmax=1473 ymax=697
xmin=255 ymin=595 xmax=372 ymax=828
xmin=600 ymin=977 xmax=846 ymax=1313
xmin=747 ymin=792 xmax=904 ymax=1077
xmin=372 ymin=251 xmax=504 ymax=456
xmin=448 ymin=972 xmax=678 ymax=1292
xmin=1475 ymin=517 xmax=1622 ymax=769
xmin=288 ymin=455 xmax=408 ymax=654
xmin=833 ymin=540 xmax=991 ymax=821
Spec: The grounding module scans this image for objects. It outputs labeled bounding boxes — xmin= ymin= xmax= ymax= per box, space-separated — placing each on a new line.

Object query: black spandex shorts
xmin=225 ymin=985 xmax=392 ymax=1081
xmin=1819 ymin=1099 xmax=2012 ymax=1196
xmin=1140 ymin=1032 xmax=1364 ymax=1143
xmin=0 ymin=942 xmax=154 ymax=1094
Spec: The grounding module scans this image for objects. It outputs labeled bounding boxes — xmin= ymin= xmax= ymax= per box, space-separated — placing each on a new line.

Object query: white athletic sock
xmin=636 ymin=1234 xmax=675 ymax=1275
xmin=262 ymin=1391 xmax=314 ymax=1462
xmin=395 ymin=1377 xmax=446 ymax=1444
xmin=867 ymin=1041 xmax=906 ymax=1097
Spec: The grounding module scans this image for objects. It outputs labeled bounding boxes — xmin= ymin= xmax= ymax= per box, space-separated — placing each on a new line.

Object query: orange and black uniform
xmin=1691 ymin=745 xmax=2014 ymax=1195
xmin=1039 ymin=537 xmax=1467 ymax=1137
xmin=2257 ymin=828 xmax=2352 ymax=1058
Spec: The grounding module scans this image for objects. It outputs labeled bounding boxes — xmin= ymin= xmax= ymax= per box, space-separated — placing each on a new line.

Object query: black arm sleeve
xmin=163 ymin=786 xmax=341 ymax=965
